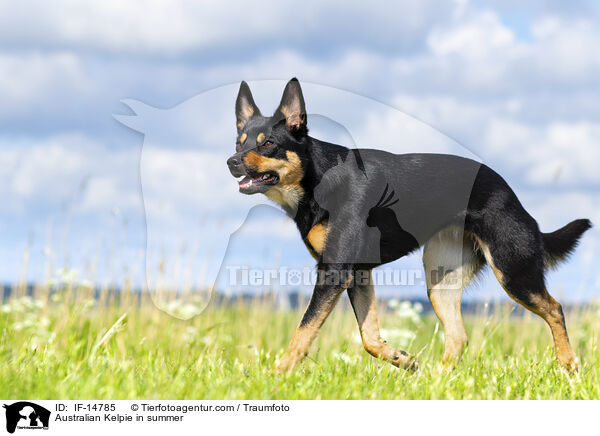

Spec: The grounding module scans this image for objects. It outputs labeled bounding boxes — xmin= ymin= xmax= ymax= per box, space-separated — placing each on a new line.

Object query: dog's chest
xmin=265 ymin=185 xmax=304 ymax=212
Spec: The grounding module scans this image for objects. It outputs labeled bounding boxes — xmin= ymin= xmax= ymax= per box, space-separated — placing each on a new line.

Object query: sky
xmin=0 ymin=0 xmax=599 ymax=303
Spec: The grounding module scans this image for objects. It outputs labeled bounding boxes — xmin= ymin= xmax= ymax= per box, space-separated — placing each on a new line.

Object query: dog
xmin=227 ymin=78 xmax=592 ymax=373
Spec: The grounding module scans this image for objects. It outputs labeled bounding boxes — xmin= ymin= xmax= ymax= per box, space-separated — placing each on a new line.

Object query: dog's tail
xmin=542 ymin=218 xmax=592 ymax=269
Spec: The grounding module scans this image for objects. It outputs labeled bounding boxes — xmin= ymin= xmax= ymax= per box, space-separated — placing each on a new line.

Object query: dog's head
xmin=227 ymin=78 xmax=308 ymax=211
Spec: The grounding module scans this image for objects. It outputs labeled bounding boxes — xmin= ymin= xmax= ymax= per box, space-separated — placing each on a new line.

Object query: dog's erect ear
xmin=236 ymin=81 xmax=261 ymax=133
xmin=275 ymin=78 xmax=307 ymax=133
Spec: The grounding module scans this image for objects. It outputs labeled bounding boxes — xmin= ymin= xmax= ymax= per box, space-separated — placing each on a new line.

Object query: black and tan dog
xmin=227 ymin=78 xmax=591 ymax=372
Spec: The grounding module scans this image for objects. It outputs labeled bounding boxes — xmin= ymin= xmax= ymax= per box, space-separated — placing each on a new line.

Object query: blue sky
xmin=0 ymin=0 xmax=599 ymax=302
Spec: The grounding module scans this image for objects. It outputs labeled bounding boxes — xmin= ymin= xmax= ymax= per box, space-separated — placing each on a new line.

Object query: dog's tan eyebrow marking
xmin=239 ymin=133 xmax=247 ymax=144
xmin=256 ymin=132 xmax=265 ymax=143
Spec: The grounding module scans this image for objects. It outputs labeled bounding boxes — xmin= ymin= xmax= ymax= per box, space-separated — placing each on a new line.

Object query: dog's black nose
xmin=227 ymin=155 xmax=241 ymax=167
xmin=227 ymin=154 xmax=246 ymax=177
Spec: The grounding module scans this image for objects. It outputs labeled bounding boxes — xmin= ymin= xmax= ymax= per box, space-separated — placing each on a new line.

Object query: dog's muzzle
xmin=227 ymin=152 xmax=280 ymax=194
xmin=227 ymin=153 xmax=246 ymax=178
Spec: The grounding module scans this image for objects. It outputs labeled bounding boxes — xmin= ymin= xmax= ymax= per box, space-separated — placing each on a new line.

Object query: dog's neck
xmin=290 ymin=137 xmax=350 ymax=237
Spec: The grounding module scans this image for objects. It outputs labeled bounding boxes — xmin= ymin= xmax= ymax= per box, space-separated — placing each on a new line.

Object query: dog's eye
xmin=263 ymin=140 xmax=273 ymax=147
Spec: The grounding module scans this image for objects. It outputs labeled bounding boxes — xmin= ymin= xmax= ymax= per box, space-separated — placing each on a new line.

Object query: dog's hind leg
xmin=348 ymin=269 xmax=418 ymax=370
xmin=474 ymin=235 xmax=580 ymax=372
xmin=423 ymin=227 xmax=484 ymax=367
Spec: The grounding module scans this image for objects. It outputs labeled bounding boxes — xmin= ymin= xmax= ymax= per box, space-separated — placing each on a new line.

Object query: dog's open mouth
xmin=238 ymin=172 xmax=279 ymax=193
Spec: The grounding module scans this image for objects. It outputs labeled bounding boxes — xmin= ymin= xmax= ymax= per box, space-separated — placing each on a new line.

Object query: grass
xmin=1 ymin=286 xmax=600 ymax=400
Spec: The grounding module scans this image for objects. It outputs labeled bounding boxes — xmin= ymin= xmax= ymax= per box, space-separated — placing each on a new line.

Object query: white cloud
xmin=485 ymin=119 xmax=600 ymax=186
xmin=0 ymin=52 xmax=85 ymax=115
xmin=140 ymin=147 xmax=246 ymax=222
xmin=428 ymin=10 xmax=517 ymax=58
xmin=520 ymin=190 xmax=600 ymax=231
xmin=391 ymin=94 xmax=505 ymax=147
xmin=0 ymin=133 xmax=140 ymax=214
xmin=233 ymin=214 xmax=297 ymax=240
xmin=79 ymin=175 xmax=139 ymax=213
xmin=530 ymin=17 xmax=600 ymax=81
xmin=1 ymin=4 xmax=599 ymax=139
xmin=353 ymin=109 xmax=479 ymax=159
xmin=0 ymin=0 xmax=452 ymax=56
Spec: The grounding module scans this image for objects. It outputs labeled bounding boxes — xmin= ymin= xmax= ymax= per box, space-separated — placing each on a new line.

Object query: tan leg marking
xmin=275 ymin=308 xmax=335 ymax=373
xmin=427 ymin=287 xmax=468 ymax=365
xmin=305 ymin=222 xmax=328 ymax=259
xmin=276 ymin=274 xmax=352 ymax=373
xmin=424 ymin=228 xmax=482 ymax=367
xmin=475 ymin=237 xmax=579 ymax=372
xmin=530 ymin=294 xmax=579 ymax=371
xmin=348 ymin=270 xmax=417 ymax=370
xmin=474 ymin=236 xmax=504 ymax=284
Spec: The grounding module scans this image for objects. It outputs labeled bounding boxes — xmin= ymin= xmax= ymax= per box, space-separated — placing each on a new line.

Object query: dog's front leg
xmin=275 ymin=264 xmax=353 ymax=373
xmin=348 ymin=269 xmax=418 ymax=370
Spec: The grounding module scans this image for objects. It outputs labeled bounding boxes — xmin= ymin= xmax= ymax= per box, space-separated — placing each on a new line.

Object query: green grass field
xmin=2 ymin=286 xmax=599 ymax=400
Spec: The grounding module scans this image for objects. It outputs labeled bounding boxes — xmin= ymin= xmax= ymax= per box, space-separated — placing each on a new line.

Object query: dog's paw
xmin=565 ymin=356 xmax=581 ymax=374
xmin=406 ymin=357 xmax=419 ymax=372
xmin=273 ymin=355 xmax=295 ymax=375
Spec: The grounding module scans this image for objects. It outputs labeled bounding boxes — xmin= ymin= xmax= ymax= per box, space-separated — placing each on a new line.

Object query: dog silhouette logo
xmin=3 ymin=402 xmax=50 ymax=433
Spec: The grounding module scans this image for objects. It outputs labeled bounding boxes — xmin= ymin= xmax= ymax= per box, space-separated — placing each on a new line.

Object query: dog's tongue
xmin=238 ymin=176 xmax=253 ymax=189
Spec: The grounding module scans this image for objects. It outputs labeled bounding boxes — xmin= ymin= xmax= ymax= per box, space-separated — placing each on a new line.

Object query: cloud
xmin=520 ymin=190 xmax=600 ymax=230
xmin=0 ymin=133 xmax=141 ymax=215
xmin=233 ymin=213 xmax=297 ymax=240
xmin=1 ymin=4 xmax=599 ymax=140
xmin=352 ymin=108 xmax=480 ymax=159
xmin=0 ymin=51 xmax=85 ymax=116
xmin=484 ymin=119 xmax=600 ymax=186
xmin=428 ymin=10 xmax=517 ymax=58
xmin=139 ymin=147 xmax=245 ymax=223
xmin=0 ymin=0 xmax=453 ymax=56
xmin=528 ymin=17 xmax=600 ymax=84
